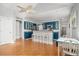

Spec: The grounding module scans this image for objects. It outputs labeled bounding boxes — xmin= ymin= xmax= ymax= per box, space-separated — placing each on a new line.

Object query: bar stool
xmin=35 ymin=32 xmax=39 ymax=42
xmin=47 ymin=32 xmax=51 ymax=44
xmin=32 ymin=31 xmax=35 ymax=41
xmin=32 ymin=34 xmax=34 ymax=41
xmin=42 ymin=32 xmax=44 ymax=43
xmin=33 ymin=31 xmax=38 ymax=42
xmin=38 ymin=32 xmax=41 ymax=43
xmin=46 ymin=33 xmax=49 ymax=44
xmin=50 ymin=32 xmax=53 ymax=44
xmin=44 ymin=33 xmax=48 ymax=44
xmin=40 ymin=32 xmax=43 ymax=43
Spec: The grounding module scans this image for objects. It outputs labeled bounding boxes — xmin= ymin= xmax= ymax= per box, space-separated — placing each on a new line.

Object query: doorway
xmin=16 ymin=20 xmax=22 ymax=39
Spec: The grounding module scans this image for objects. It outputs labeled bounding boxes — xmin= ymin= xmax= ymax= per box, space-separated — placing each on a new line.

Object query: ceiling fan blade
xmin=19 ymin=9 xmax=26 ymax=12
xmin=26 ymin=5 xmax=32 ymax=10
xmin=17 ymin=5 xmax=26 ymax=12
xmin=16 ymin=16 xmax=22 ymax=19
xmin=17 ymin=5 xmax=34 ymax=13
xmin=17 ymin=5 xmax=25 ymax=9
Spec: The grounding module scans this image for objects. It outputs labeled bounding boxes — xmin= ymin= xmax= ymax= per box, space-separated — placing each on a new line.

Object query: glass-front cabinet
xmin=42 ymin=21 xmax=60 ymax=40
xmin=24 ymin=21 xmax=37 ymax=30
xmin=23 ymin=21 xmax=60 ymax=40
xmin=43 ymin=21 xmax=59 ymax=30
xmin=24 ymin=21 xmax=37 ymax=39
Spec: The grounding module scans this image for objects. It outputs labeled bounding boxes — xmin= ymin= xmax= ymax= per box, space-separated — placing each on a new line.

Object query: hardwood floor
xmin=0 ymin=39 xmax=58 ymax=56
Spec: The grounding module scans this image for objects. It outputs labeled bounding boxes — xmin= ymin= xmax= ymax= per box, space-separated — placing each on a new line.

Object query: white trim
xmin=24 ymin=30 xmax=32 ymax=32
xmin=21 ymin=21 xmax=24 ymax=39
xmin=25 ymin=38 xmax=32 ymax=40
xmin=0 ymin=41 xmax=15 ymax=45
xmin=41 ymin=19 xmax=60 ymax=23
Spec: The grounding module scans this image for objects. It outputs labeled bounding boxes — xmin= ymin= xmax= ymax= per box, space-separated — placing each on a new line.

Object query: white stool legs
xmin=32 ymin=31 xmax=53 ymax=45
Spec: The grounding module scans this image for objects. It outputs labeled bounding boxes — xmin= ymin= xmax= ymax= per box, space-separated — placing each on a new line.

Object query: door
xmin=0 ymin=17 xmax=14 ymax=44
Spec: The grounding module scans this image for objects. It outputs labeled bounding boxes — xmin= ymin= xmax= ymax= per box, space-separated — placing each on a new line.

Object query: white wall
xmin=67 ymin=4 xmax=79 ymax=40
xmin=0 ymin=4 xmax=17 ymax=17
xmin=0 ymin=3 xmax=17 ymax=45
xmin=0 ymin=4 xmax=17 ymax=43
xmin=75 ymin=4 xmax=79 ymax=40
xmin=0 ymin=16 xmax=16 ymax=45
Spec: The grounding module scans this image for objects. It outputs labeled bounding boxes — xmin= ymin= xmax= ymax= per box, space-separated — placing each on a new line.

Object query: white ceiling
xmin=34 ymin=3 xmax=73 ymax=13
xmin=16 ymin=3 xmax=74 ymax=22
xmin=29 ymin=3 xmax=73 ymax=19
xmin=0 ymin=3 xmax=74 ymax=22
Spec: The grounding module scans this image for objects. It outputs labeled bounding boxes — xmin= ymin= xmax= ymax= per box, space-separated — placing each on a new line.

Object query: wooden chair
xmin=62 ymin=42 xmax=79 ymax=56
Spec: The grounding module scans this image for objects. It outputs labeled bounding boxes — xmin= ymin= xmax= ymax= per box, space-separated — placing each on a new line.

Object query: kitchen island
xmin=32 ymin=30 xmax=53 ymax=44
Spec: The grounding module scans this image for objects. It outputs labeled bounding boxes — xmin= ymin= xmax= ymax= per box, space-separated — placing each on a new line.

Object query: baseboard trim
xmin=0 ymin=41 xmax=15 ymax=45
xmin=25 ymin=38 xmax=32 ymax=40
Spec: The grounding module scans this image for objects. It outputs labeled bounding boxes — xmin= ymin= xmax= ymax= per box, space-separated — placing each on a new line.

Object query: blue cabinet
xmin=24 ymin=21 xmax=37 ymax=30
xmin=43 ymin=21 xmax=59 ymax=30
xmin=24 ymin=21 xmax=27 ymax=29
xmin=24 ymin=21 xmax=32 ymax=30
xmin=24 ymin=32 xmax=33 ymax=39
xmin=53 ymin=21 xmax=59 ymax=29
xmin=53 ymin=32 xmax=59 ymax=40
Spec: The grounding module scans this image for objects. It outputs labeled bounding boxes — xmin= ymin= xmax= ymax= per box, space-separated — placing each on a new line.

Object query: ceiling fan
xmin=17 ymin=5 xmax=35 ymax=14
xmin=16 ymin=16 xmax=22 ymax=19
